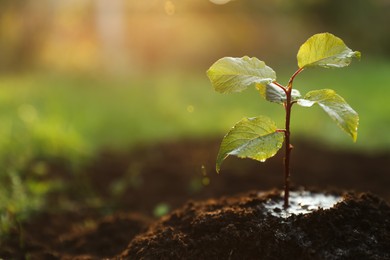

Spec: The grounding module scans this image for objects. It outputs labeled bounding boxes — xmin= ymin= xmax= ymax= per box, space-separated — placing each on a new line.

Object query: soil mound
xmin=122 ymin=190 xmax=390 ymax=259
xmin=1 ymin=138 xmax=389 ymax=258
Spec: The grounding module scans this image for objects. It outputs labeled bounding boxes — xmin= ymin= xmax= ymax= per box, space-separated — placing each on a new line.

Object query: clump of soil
xmin=122 ymin=189 xmax=390 ymax=259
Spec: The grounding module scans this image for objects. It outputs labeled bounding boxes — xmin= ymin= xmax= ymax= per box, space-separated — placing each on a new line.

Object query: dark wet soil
xmin=1 ymin=138 xmax=390 ymax=259
xmin=123 ymin=190 xmax=390 ymax=259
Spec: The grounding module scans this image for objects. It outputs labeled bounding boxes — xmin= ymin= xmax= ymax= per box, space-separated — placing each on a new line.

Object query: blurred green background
xmin=0 ymin=0 xmax=389 ymax=236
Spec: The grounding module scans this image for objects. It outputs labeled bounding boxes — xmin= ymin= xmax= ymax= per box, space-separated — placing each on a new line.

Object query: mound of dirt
xmin=122 ymin=190 xmax=390 ymax=259
xmin=1 ymin=138 xmax=389 ymax=258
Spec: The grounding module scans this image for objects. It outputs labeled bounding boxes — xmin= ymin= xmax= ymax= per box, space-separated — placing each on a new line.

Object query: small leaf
xmin=216 ymin=116 xmax=284 ymax=172
xmin=297 ymin=33 xmax=361 ymax=69
xmin=297 ymin=89 xmax=359 ymax=141
xmin=207 ymin=56 xmax=276 ymax=94
xmin=256 ymin=83 xmax=301 ymax=104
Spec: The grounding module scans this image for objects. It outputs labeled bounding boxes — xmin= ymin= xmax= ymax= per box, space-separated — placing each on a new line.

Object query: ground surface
xmin=1 ymin=138 xmax=390 ymax=259
xmin=123 ymin=190 xmax=390 ymax=259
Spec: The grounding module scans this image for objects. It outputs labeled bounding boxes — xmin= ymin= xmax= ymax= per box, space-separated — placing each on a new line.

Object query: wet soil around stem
xmin=122 ymin=190 xmax=390 ymax=259
xmin=1 ymin=138 xmax=389 ymax=259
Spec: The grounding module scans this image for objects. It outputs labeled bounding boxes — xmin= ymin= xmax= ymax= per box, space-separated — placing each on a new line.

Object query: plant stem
xmin=283 ymin=68 xmax=303 ymax=208
xmin=283 ymin=91 xmax=293 ymax=208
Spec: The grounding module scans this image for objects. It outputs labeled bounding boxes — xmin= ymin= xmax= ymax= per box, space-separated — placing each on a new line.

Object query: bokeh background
xmin=1 ymin=0 xmax=390 ymax=237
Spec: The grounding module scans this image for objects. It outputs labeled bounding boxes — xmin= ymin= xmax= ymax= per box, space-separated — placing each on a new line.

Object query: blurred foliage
xmin=0 ymin=0 xmax=389 ymax=74
xmin=297 ymin=0 xmax=390 ymax=56
xmin=0 ymin=1 xmax=50 ymax=72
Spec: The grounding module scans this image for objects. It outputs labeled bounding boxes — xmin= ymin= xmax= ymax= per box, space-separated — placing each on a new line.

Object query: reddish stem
xmin=273 ymin=81 xmax=288 ymax=93
xmin=283 ymin=68 xmax=303 ymax=209
xmin=288 ymin=68 xmax=304 ymax=89
xmin=283 ymin=91 xmax=293 ymax=208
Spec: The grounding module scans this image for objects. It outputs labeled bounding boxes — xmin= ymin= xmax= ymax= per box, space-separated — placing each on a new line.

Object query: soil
xmin=1 ymin=138 xmax=390 ymax=259
xmin=122 ymin=190 xmax=390 ymax=259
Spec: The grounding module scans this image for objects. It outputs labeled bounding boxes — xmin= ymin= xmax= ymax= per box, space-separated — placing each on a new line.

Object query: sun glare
xmin=209 ymin=0 xmax=232 ymax=5
xmin=164 ymin=0 xmax=175 ymax=16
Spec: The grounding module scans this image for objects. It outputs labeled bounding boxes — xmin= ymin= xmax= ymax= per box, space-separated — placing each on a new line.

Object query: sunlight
xmin=164 ymin=0 xmax=175 ymax=16
xmin=209 ymin=0 xmax=233 ymax=5
xmin=263 ymin=191 xmax=342 ymax=218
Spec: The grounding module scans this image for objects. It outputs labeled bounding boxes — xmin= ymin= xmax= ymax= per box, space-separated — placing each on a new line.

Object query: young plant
xmin=207 ymin=33 xmax=360 ymax=208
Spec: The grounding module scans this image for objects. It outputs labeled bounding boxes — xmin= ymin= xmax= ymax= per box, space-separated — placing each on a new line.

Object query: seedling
xmin=207 ymin=33 xmax=360 ymax=208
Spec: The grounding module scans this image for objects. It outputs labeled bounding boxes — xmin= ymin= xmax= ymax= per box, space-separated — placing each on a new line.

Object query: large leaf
xmin=216 ymin=116 xmax=284 ymax=173
xmin=297 ymin=33 xmax=361 ymax=69
xmin=207 ymin=56 xmax=276 ymax=93
xmin=297 ymin=89 xmax=359 ymax=141
xmin=256 ymin=83 xmax=301 ymax=104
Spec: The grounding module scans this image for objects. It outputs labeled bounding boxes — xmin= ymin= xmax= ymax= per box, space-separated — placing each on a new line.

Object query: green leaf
xmin=297 ymin=89 xmax=359 ymax=141
xmin=216 ymin=116 xmax=284 ymax=173
xmin=297 ymin=33 xmax=361 ymax=69
xmin=256 ymin=83 xmax=301 ymax=104
xmin=207 ymin=56 xmax=276 ymax=94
